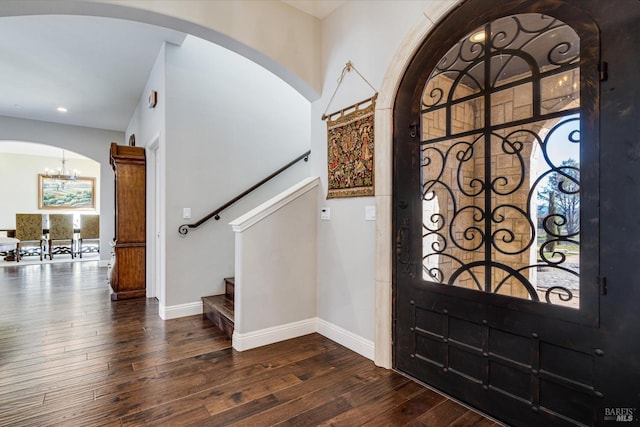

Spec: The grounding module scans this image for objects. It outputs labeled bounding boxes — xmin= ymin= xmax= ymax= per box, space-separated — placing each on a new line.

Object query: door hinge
xmin=598 ymin=275 xmax=607 ymax=296
xmin=599 ymin=62 xmax=608 ymax=81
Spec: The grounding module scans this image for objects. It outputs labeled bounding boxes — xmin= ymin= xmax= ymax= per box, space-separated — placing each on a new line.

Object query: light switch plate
xmin=183 ymin=207 xmax=191 ymax=219
xmin=365 ymin=205 xmax=376 ymax=221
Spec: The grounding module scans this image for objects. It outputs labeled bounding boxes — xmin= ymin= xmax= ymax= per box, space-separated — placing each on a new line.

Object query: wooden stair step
xmin=202 ymin=295 xmax=234 ymax=339
xmin=202 ymin=277 xmax=235 ymax=339
xmin=224 ymin=277 xmax=234 ymax=299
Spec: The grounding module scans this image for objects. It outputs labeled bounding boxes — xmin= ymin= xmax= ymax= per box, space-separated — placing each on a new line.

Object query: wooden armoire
xmin=109 ymin=142 xmax=146 ymax=300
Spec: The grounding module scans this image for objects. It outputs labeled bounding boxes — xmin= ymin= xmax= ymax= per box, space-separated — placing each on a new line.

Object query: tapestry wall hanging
xmin=322 ymin=61 xmax=378 ymax=199
xmin=325 ymin=96 xmax=376 ymax=198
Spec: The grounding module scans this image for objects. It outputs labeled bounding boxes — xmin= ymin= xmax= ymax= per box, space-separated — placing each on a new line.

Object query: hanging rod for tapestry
xmin=322 ymin=61 xmax=378 ymax=121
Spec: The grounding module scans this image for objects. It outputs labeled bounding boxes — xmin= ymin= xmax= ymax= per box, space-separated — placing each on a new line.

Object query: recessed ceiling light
xmin=470 ymin=31 xmax=486 ymax=43
xmin=57 ymin=107 xmax=68 ymax=113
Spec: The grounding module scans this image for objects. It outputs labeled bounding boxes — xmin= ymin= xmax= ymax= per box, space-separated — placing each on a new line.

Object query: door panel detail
xmin=402 ymin=301 xmax=601 ymax=426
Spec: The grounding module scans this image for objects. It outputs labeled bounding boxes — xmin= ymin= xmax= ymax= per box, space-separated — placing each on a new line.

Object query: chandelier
xmin=44 ymin=150 xmax=79 ymax=180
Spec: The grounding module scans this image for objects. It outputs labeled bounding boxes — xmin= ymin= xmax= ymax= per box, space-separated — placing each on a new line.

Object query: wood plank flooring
xmin=0 ymin=262 xmax=501 ymax=426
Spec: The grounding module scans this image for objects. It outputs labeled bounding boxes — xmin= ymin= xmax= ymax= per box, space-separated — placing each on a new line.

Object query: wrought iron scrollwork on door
xmin=419 ymin=13 xmax=582 ymax=308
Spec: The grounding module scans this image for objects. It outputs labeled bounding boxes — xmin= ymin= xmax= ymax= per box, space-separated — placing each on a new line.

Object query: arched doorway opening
xmin=0 ymin=141 xmax=101 ymax=263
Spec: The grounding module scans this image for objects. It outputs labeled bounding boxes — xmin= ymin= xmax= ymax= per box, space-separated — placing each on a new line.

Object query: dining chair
xmin=78 ymin=214 xmax=99 ymax=258
xmin=15 ymin=213 xmax=45 ymax=262
xmin=48 ymin=213 xmax=75 ymax=260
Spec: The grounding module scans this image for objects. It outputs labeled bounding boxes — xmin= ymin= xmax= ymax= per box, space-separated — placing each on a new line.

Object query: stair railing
xmin=178 ymin=150 xmax=311 ymax=235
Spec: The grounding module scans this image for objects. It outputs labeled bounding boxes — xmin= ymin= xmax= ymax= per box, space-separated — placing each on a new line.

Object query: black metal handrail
xmin=178 ymin=150 xmax=311 ymax=235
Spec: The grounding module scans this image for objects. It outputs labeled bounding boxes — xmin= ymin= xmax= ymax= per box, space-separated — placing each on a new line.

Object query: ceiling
xmin=0 ymin=1 xmax=343 ymax=140
xmin=282 ymin=0 xmax=345 ymax=19
xmin=0 ymin=15 xmax=186 ymax=132
xmin=0 ymin=3 xmax=342 ymax=161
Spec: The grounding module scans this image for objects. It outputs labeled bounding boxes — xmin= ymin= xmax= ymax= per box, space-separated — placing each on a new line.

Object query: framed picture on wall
xmin=38 ymin=174 xmax=96 ymax=209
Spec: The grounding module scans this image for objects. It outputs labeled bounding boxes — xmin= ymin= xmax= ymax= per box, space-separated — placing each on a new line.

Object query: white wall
xmin=114 ymin=0 xmax=461 ymax=362
xmin=231 ymin=178 xmax=318 ymax=346
xmin=311 ymin=1 xmax=437 ymax=343
xmin=0 ymin=0 xmax=463 ymax=360
xmin=126 ymin=44 xmax=167 ymax=302
xmin=0 ymin=116 xmax=124 ymax=260
xmin=126 ymin=44 xmax=166 ymax=149
xmin=0 ymin=151 xmax=100 ymax=226
xmin=158 ymin=35 xmax=310 ymax=310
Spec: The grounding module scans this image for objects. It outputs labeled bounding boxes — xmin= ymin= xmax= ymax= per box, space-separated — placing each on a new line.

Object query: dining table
xmin=0 ymin=228 xmax=16 ymax=238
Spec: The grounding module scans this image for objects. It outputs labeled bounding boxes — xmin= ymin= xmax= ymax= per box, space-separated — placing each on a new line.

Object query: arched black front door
xmin=393 ymin=1 xmax=640 ymax=425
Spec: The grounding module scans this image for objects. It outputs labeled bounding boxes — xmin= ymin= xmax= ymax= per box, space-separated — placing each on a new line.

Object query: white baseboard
xmin=232 ymin=318 xmax=317 ymax=352
xmin=155 ymin=306 xmax=374 ymax=362
xmin=231 ymin=317 xmax=374 ymax=361
xmin=159 ymin=301 xmax=202 ymax=320
xmin=316 ymin=318 xmax=374 ymax=360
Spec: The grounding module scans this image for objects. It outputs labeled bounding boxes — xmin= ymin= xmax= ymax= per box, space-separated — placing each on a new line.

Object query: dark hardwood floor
xmin=0 ymin=262 xmax=501 ymax=426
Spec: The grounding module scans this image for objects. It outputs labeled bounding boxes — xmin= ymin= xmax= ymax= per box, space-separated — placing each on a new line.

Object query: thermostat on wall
xmin=320 ymin=207 xmax=331 ymax=220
